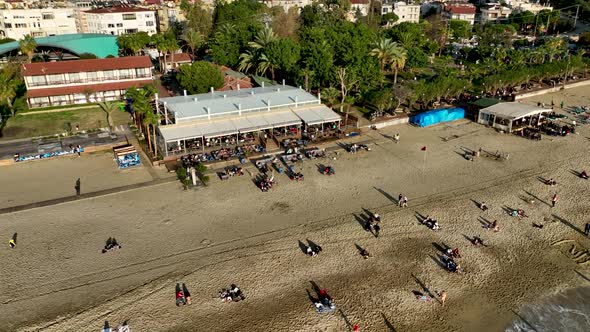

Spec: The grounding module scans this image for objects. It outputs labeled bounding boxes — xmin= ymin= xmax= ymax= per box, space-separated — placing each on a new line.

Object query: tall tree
xmin=98 ymin=100 xmax=120 ymax=129
xmin=390 ymin=44 xmax=407 ymax=85
xmin=177 ymin=61 xmax=224 ymax=94
xmin=181 ymin=30 xmax=203 ymax=57
xmin=19 ymin=35 xmax=37 ymax=63
xmin=0 ymin=70 xmax=18 ymax=117
xmin=181 ymin=0 xmax=213 ymax=38
xmin=369 ymin=37 xmax=396 ymax=74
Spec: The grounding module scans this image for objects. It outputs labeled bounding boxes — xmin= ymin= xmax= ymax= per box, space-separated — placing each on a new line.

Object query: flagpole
xmin=423 ymin=149 xmax=427 ymax=173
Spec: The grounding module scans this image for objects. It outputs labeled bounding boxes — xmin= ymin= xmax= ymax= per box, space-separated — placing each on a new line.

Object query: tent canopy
xmin=479 ymin=102 xmax=546 ymax=120
xmin=410 ymin=108 xmax=465 ymax=127
xmin=292 ymin=105 xmax=342 ymax=126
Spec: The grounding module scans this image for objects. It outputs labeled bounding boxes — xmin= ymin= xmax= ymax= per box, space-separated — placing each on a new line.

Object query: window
xmin=116 ymin=23 xmax=123 ymax=27
xmin=47 ymin=74 xmax=63 ymax=84
xmin=86 ymin=71 xmax=98 ymax=81
xmin=122 ymin=13 xmax=136 ymax=20
xmin=30 ymin=75 xmax=47 ymax=86
xmin=124 ymin=29 xmax=138 ymax=34
xmin=103 ymin=70 xmax=115 ymax=80
xmin=145 ymin=13 xmax=152 ymax=18
xmin=108 ymin=24 xmax=114 ymax=28
xmin=15 ymin=23 xmax=27 ymax=28
xmin=42 ymin=13 xmax=55 ymax=20
xmin=119 ymin=69 xmax=131 ymax=78
xmin=4 ymin=23 xmax=11 ymax=28
xmin=69 ymin=73 xmax=80 ymax=82
xmin=146 ymin=21 xmax=154 ymax=27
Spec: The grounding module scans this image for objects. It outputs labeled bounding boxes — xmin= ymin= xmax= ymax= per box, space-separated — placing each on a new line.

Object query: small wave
xmin=505 ymin=287 xmax=590 ymax=332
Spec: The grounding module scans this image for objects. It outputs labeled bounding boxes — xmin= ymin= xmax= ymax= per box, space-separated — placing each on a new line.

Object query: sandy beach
xmin=1 ymin=86 xmax=590 ymax=332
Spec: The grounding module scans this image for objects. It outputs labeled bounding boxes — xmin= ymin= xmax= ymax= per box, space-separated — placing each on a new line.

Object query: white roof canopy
xmin=292 ymin=105 xmax=342 ymax=126
xmin=479 ymin=102 xmax=548 ymax=120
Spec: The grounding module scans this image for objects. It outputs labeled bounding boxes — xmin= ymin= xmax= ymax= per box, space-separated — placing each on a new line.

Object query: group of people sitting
xmin=545 ymin=178 xmax=557 ymax=186
xmin=218 ymin=284 xmax=246 ymax=302
xmin=423 ymin=215 xmax=440 ymax=230
xmin=445 ymin=247 xmax=461 ymax=259
xmin=313 ymin=289 xmax=336 ymax=313
xmin=258 ymin=176 xmax=275 ymax=192
xmin=483 ymin=220 xmax=500 ymax=232
xmin=322 ymin=166 xmax=335 ymax=175
xmin=347 ymin=143 xmax=371 ymax=153
xmin=364 ymin=213 xmax=381 ymax=236
xmin=175 ymin=283 xmax=192 ymax=306
xmin=510 ymin=209 xmax=528 ymax=219
xmin=306 ymin=243 xmax=323 ymax=257
xmin=102 ymin=237 xmax=121 ymax=253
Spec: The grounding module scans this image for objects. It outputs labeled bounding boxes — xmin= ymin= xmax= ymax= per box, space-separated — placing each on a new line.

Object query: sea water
xmin=505 ymin=287 xmax=590 ymax=332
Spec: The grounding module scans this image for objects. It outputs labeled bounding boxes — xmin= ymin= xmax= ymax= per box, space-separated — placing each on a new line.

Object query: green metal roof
xmin=470 ymin=98 xmax=501 ymax=108
xmin=0 ymin=34 xmax=118 ymax=58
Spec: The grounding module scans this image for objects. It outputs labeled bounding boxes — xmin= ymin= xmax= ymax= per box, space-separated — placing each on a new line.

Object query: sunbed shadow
xmin=511 ymin=310 xmax=539 ymax=332
xmin=552 ymin=214 xmax=585 ymax=236
xmin=382 ymin=313 xmax=397 ymax=332
xmin=411 ymin=273 xmax=437 ymax=302
xmin=339 ymin=309 xmax=353 ymax=330
xmin=353 ymin=213 xmax=371 ymax=232
xmin=429 ymin=254 xmax=447 ymax=270
xmin=432 ymin=242 xmax=448 ymax=254
xmin=574 ymin=270 xmax=590 ymax=283
xmin=478 ymin=216 xmax=491 ymax=227
xmin=569 ymin=169 xmax=581 ymax=177
xmin=374 ymin=187 xmax=397 ymax=203
xmin=524 ymin=190 xmax=550 ymax=207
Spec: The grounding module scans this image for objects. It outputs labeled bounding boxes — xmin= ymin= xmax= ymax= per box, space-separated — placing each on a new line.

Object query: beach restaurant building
xmin=156 ymin=84 xmax=342 ymax=157
xmin=477 ymin=102 xmax=549 ymax=133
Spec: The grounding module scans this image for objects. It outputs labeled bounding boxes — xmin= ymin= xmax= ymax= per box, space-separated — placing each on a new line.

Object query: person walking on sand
xmin=402 ymin=196 xmax=408 ymax=208
xmin=394 ymin=133 xmax=400 ymax=144
xmin=439 ymin=290 xmax=447 ymax=307
xmin=584 ymin=223 xmax=590 ymax=237
xmin=398 ymin=194 xmax=403 ymax=207
xmin=551 ymin=193 xmax=559 ymax=208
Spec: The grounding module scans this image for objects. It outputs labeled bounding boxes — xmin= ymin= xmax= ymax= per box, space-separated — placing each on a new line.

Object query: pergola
xmin=155 ymin=85 xmax=342 ymax=157
xmin=477 ymin=102 xmax=549 ymax=133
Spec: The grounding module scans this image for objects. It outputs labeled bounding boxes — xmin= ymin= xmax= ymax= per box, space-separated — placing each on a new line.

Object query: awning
xmin=292 ymin=105 xmax=341 ymax=126
xmin=205 ymin=121 xmax=238 ymax=139
xmin=244 ymin=114 xmax=273 ymax=132
xmin=262 ymin=111 xmax=302 ymax=127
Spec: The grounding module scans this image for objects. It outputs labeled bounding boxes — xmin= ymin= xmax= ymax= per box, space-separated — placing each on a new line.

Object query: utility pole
xmin=573 ymin=5 xmax=580 ymax=30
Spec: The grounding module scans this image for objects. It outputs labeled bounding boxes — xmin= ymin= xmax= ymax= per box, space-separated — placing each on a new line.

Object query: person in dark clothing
xmin=182 ymin=283 xmax=192 ymax=305
xmin=585 ymin=223 xmax=590 ymax=237
xmin=373 ymin=222 xmax=381 ymax=238
xmin=75 ymin=178 xmax=81 ymax=196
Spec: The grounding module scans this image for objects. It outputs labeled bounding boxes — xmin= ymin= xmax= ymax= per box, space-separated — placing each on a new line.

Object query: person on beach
xmin=402 ymin=196 xmax=408 ymax=208
xmin=439 ymin=290 xmax=447 ymax=306
xmin=182 ymin=283 xmax=192 ymax=305
xmin=394 ymin=133 xmax=400 ymax=144
xmin=584 ymin=223 xmax=590 ymax=237
xmin=373 ymin=222 xmax=381 ymax=238
xmin=175 ymin=283 xmax=186 ymax=306
xmin=552 ymin=193 xmax=559 ymax=207
xmin=115 ymin=321 xmax=129 ymax=332
xmin=398 ymin=194 xmax=403 ymax=207
xmin=360 ymin=248 xmax=371 ymax=259
xmin=480 ymin=201 xmax=488 ymax=211
xmin=491 ymin=220 xmax=499 ymax=232
xmin=75 ymin=178 xmax=81 ymax=196
xmin=8 ymin=238 xmax=16 ymax=248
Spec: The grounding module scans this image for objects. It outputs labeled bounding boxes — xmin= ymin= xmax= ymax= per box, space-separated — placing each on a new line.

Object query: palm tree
xmin=0 ymin=71 xmax=17 ymax=117
xmin=390 ymin=45 xmax=407 ymax=85
xmin=238 ymin=50 xmax=256 ymax=73
xmin=142 ymin=110 xmax=161 ymax=157
xmin=19 ymin=35 xmax=37 ymax=63
xmin=98 ymin=100 xmax=120 ymax=130
xmin=543 ymin=38 xmax=565 ymax=63
xmin=182 ymin=30 xmax=203 ymax=57
xmin=369 ymin=37 xmax=396 ymax=74
xmin=248 ymin=26 xmax=277 ymax=50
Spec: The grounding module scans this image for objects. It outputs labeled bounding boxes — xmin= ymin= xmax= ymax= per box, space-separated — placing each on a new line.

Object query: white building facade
xmin=85 ymin=6 xmax=157 ymax=36
xmin=0 ymin=7 xmax=77 ymax=40
xmin=381 ymin=1 xmax=421 ymax=26
xmin=480 ymin=4 xmax=512 ymax=22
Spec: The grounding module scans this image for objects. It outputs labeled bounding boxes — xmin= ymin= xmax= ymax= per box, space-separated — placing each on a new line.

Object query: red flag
xmin=421 ymin=146 xmax=427 ymax=151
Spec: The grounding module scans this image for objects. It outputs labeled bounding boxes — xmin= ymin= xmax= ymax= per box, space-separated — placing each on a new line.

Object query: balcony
xmin=27 ymin=74 xmax=152 ymax=87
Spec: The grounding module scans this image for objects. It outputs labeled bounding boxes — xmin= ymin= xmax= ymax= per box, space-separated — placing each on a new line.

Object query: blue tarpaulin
xmin=410 ymin=108 xmax=465 ymax=127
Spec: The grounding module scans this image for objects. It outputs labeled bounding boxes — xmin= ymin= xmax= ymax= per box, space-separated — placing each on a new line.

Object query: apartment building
xmin=157 ymin=2 xmax=185 ymax=32
xmin=23 ymin=56 xmax=153 ymax=108
xmin=381 ymin=1 xmax=421 ymax=26
xmin=0 ymin=7 xmax=77 ymax=40
xmin=442 ymin=3 xmax=476 ymax=25
xmin=85 ymin=6 xmax=157 ymax=36
xmin=480 ymin=4 xmax=512 ymax=22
